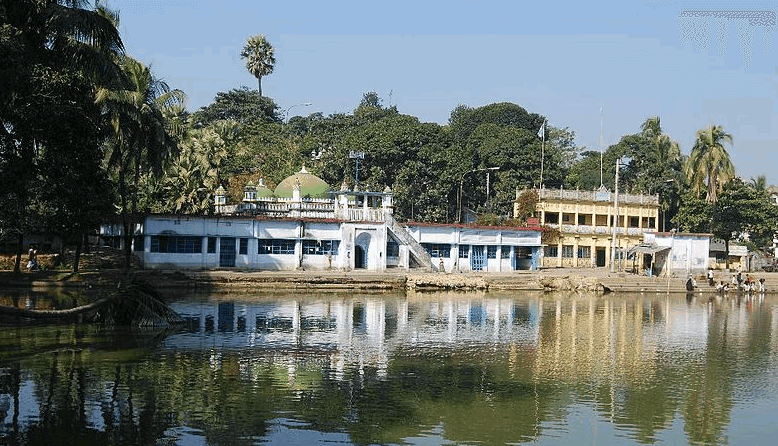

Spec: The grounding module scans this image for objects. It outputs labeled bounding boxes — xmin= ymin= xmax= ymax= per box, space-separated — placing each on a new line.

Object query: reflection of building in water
xmin=168 ymin=294 xmax=733 ymax=386
xmin=533 ymin=297 xmax=713 ymax=385
xmin=167 ymin=295 xmax=546 ymax=380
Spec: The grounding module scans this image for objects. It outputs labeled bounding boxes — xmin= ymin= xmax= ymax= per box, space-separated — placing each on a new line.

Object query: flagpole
xmin=599 ymin=107 xmax=604 ymax=187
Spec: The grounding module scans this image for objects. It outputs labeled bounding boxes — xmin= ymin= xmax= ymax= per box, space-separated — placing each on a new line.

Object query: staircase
xmin=386 ymin=215 xmax=434 ymax=270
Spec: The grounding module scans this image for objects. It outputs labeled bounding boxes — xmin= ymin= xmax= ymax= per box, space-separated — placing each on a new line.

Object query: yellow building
xmin=515 ymin=188 xmax=659 ymax=269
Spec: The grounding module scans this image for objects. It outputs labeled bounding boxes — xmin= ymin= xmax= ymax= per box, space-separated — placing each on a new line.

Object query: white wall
xmin=407 ymin=225 xmax=542 ymax=273
xmin=655 ymin=233 xmax=710 ymax=274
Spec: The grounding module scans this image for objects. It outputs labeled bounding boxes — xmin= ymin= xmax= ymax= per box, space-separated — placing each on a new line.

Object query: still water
xmin=2 ymin=289 xmax=778 ymax=445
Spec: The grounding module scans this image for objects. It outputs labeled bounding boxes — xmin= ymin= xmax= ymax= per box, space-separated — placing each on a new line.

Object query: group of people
xmin=710 ymin=269 xmax=765 ymax=293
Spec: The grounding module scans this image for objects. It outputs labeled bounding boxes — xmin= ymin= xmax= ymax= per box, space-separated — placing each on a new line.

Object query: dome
xmin=274 ymin=166 xmax=330 ymax=198
xmin=255 ymin=178 xmax=274 ymax=198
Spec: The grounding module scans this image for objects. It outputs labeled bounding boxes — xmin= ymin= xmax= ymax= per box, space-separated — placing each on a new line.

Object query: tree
xmin=240 ymin=34 xmax=275 ymax=97
xmin=161 ymin=126 xmax=227 ymax=214
xmin=0 ymin=0 xmax=123 ymax=272
xmin=713 ymin=179 xmax=778 ymax=261
xmin=749 ymin=174 xmax=768 ymax=192
xmin=685 ymin=124 xmax=735 ymax=203
xmin=190 ymin=87 xmax=281 ymax=127
xmin=675 ymin=178 xmax=778 ymax=268
xmin=96 ymin=55 xmax=185 ymax=270
xmin=448 ymin=102 xmax=544 ymax=144
xmin=565 ymin=150 xmax=606 ymax=190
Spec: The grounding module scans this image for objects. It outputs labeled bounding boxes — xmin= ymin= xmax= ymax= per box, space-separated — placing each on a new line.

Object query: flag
xmin=537 ymin=120 xmax=546 ymax=140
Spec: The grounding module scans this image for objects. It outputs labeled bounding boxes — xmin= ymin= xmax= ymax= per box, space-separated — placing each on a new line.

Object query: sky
xmin=108 ymin=0 xmax=778 ymax=184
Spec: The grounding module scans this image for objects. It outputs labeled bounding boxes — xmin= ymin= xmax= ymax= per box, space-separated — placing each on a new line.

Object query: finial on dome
xmin=299 ymin=165 xmax=308 ymax=174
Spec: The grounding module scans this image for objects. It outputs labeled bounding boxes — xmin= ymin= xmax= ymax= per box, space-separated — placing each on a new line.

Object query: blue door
xmin=471 ymin=245 xmax=485 ymax=271
xmin=219 ymin=237 xmax=236 ymax=267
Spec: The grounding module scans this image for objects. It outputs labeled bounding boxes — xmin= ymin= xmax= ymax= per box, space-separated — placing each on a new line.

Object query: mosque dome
xmin=274 ymin=166 xmax=330 ymax=198
xmin=255 ymin=178 xmax=274 ymax=198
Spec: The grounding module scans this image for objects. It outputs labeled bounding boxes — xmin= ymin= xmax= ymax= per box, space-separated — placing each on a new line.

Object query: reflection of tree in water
xmin=681 ymin=304 xmax=734 ymax=444
xmin=291 ymin=348 xmax=560 ymax=445
xmin=4 ymin=353 xmax=167 ymax=445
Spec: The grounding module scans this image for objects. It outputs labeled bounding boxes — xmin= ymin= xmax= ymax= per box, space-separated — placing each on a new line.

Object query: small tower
xmin=382 ymin=185 xmax=394 ymax=215
xmin=243 ymin=181 xmax=257 ymax=202
xmin=214 ymin=185 xmax=227 ymax=213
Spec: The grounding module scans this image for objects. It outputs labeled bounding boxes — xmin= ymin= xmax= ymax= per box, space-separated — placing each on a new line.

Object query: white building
xmin=107 ymin=167 xmax=542 ymax=273
xmin=644 ymin=232 xmax=711 ymax=276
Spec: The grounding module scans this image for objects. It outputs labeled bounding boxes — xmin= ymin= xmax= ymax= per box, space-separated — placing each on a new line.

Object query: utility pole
xmin=610 ymin=158 xmax=621 ymax=273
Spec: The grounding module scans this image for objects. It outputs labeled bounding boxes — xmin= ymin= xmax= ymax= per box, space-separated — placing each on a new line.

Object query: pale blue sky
xmin=109 ymin=0 xmax=778 ymax=184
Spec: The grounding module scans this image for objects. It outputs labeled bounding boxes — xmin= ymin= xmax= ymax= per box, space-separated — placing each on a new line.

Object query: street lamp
xmin=284 ymin=102 xmax=312 ymax=123
xmin=458 ymin=166 xmax=500 ymax=223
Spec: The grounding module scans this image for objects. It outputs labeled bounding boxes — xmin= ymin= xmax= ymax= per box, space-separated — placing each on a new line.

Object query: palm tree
xmin=162 ymin=126 xmax=227 ymax=214
xmin=95 ymin=55 xmax=185 ymax=270
xmin=641 ymin=116 xmax=681 ymax=167
xmin=240 ymin=34 xmax=275 ymax=97
xmin=0 ymin=0 xmax=123 ymax=272
xmin=684 ymin=124 xmax=735 ymax=203
xmin=749 ymin=174 xmax=768 ymax=191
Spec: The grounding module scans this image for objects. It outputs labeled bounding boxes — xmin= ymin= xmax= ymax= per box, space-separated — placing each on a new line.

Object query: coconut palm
xmin=95 ymin=55 xmax=185 ymax=270
xmin=684 ymin=124 xmax=735 ymax=203
xmin=0 ymin=0 xmax=123 ymax=272
xmin=641 ymin=116 xmax=681 ymax=167
xmin=240 ymin=34 xmax=275 ymax=97
xmin=750 ymin=175 xmax=768 ymax=192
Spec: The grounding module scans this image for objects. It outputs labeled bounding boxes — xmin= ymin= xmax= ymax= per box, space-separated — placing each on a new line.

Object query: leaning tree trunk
xmin=0 ymin=275 xmax=183 ymax=326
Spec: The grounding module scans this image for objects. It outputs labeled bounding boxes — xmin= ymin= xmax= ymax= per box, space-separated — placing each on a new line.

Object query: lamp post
xmin=284 ymin=102 xmax=312 ymax=123
xmin=458 ymin=166 xmax=500 ymax=223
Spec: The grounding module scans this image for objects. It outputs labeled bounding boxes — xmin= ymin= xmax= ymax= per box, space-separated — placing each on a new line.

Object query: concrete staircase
xmin=386 ymin=215 xmax=434 ymax=270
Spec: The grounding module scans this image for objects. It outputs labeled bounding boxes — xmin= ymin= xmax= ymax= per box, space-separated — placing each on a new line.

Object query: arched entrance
xmin=354 ymin=232 xmax=372 ymax=270
xmin=355 ymin=245 xmax=366 ymax=269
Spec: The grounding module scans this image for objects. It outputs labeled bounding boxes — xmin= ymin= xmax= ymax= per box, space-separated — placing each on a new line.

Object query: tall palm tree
xmin=95 ymin=55 xmax=185 ymax=270
xmin=240 ymin=34 xmax=275 ymax=97
xmin=684 ymin=124 xmax=735 ymax=203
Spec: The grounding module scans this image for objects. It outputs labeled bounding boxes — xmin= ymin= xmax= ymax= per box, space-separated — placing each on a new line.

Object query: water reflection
xmin=2 ymin=291 xmax=777 ymax=445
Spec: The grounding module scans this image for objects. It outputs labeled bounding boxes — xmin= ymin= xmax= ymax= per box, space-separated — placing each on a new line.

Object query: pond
xmin=2 ymin=289 xmax=778 ymax=445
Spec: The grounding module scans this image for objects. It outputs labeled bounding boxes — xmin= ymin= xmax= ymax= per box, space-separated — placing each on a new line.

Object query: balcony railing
xmin=537 ymin=188 xmax=659 ymax=205
xmin=226 ymin=198 xmax=388 ymax=222
xmin=335 ymin=208 xmax=386 ymax=222
xmin=547 ymin=223 xmax=653 ymax=236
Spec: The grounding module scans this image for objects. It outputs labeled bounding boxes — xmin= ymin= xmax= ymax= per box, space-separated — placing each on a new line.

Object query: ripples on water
xmin=2 ymin=290 xmax=778 ymax=445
